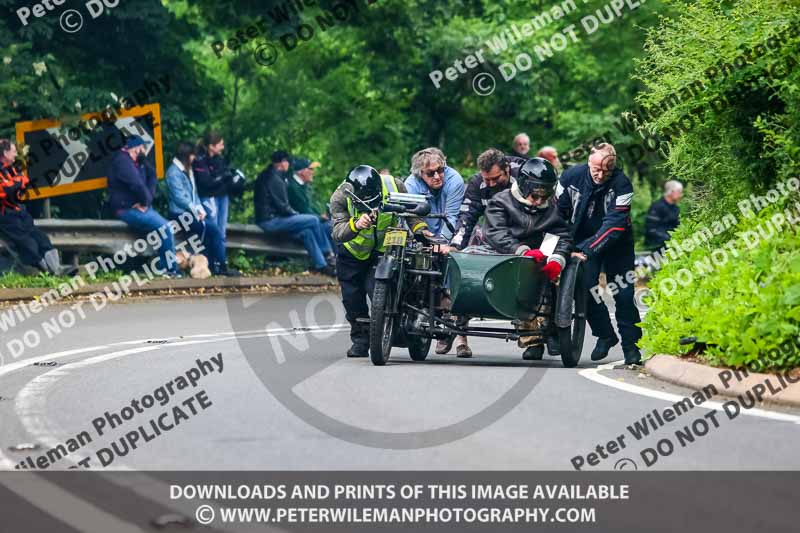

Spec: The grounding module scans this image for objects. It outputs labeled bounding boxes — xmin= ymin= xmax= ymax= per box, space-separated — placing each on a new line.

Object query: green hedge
xmin=635 ymin=0 xmax=800 ymax=370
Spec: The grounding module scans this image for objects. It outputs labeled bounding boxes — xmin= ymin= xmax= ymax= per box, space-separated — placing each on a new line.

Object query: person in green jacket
xmin=287 ymin=158 xmax=334 ymax=251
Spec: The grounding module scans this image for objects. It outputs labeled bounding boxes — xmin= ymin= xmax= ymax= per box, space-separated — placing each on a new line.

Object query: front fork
xmin=374 ymin=245 xmax=405 ymax=316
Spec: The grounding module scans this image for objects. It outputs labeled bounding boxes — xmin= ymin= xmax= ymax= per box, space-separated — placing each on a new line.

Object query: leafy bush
xmin=642 ymin=195 xmax=800 ymax=371
xmin=636 ymin=0 xmax=800 ymax=369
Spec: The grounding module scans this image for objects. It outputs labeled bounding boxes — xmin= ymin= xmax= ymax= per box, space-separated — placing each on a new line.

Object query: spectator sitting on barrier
xmin=193 ymin=131 xmax=231 ymax=241
xmin=287 ymin=157 xmax=335 ymax=252
xmin=537 ymin=146 xmax=563 ymax=174
xmin=0 ymin=139 xmax=74 ymax=275
xmin=166 ymin=142 xmax=240 ymax=277
xmin=645 ymin=180 xmax=683 ymax=252
xmin=255 ymin=150 xmax=335 ymax=276
xmin=108 ymin=135 xmax=180 ymax=278
xmin=511 ymin=133 xmax=531 ymax=159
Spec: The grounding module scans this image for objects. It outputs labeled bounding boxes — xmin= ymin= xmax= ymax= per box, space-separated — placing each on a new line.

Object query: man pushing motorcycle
xmin=330 ymin=165 xmax=432 ymax=358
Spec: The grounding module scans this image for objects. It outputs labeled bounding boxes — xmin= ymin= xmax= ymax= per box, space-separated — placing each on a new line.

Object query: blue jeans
xmin=118 ymin=207 xmax=178 ymax=274
xmin=258 ymin=214 xmax=332 ymax=269
xmin=321 ymin=218 xmax=336 ymax=255
xmin=200 ymin=195 xmax=229 ymax=242
xmin=170 ymin=212 xmax=226 ymax=273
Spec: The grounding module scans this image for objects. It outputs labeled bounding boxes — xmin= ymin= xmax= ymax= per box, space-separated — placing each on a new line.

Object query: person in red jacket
xmin=0 ymin=139 xmax=71 ymax=274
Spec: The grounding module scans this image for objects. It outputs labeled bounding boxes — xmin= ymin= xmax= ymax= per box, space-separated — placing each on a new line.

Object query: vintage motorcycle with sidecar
xmin=366 ymin=192 xmax=587 ymax=368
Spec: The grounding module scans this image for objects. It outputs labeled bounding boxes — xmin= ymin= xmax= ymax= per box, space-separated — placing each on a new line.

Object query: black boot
xmin=522 ymin=345 xmax=544 ymax=360
xmin=221 ymin=262 xmax=242 ymax=277
xmin=546 ymin=334 xmax=560 ymax=356
xmin=590 ymin=335 xmax=619 ymax=361
xmin=347 ymin=343 xmax=369 ymax=358
xmin=347 ymin=322 xmax=369 ymax=358
xmin=623 ymin=345 xmax=642 ymax=365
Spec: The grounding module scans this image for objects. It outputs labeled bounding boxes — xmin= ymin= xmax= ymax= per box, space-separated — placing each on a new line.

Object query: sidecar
xmin=369 ymin=228 xmax=587 ymax=367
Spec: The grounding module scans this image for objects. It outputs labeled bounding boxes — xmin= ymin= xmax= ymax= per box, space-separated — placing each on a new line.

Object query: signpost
xmin=15 ymin=103 xmax=163 ymax=200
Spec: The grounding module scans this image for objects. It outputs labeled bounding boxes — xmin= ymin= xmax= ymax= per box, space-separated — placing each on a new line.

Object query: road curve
xmin=0 ymin=293 xmax=798 ymax=472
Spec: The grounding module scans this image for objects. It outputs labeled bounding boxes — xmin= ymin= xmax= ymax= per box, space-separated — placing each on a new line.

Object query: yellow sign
xmin=15 ymin=103 xmax=163 ymax=200
xmin=383 ymin=230 xmax=408 ymax=247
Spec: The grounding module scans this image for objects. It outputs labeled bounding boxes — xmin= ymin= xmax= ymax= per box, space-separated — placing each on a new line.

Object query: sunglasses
xmin=424 ymin=167 xmax=445 ymax=178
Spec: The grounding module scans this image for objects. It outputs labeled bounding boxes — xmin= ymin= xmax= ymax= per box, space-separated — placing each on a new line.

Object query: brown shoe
xmin=455 ymin=336 xmax=472 ymax=358
xmin=435 ymin=336 xmax=455 ymax=354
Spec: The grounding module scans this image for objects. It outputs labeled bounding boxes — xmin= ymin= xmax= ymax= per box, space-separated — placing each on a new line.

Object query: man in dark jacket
xmin=557 ymin=143 xmax=642 ymax=364
xmin=0 ymin=139 xmax=72 ymax=274
xmin=450 ymin=148 xmax=527 ymax=249
xmin=485 ymin=157 xmax=572 ymax=360
xmin=109 ymin=135 xmax=179 ymax=277
xmin=255 ymin=151 xmax=334 ymax=276
xmin=645 ymin=180 xmax=682 ymax=251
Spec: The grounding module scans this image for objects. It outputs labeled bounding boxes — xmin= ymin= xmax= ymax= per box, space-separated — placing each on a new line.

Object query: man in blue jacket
xmin=108 ymin=135 xmax=179 ymax=277
xmin=404 ymin=147 xmax=465 ymax=241
xmin=557 ymin=143 xmax=642 ymax=365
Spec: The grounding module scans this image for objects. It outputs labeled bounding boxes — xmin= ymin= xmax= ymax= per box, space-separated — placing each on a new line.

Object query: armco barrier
xmin=0 ymin=219 xmax=309 ymax=259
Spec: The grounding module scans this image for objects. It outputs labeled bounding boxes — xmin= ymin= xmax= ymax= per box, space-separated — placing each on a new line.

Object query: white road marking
xmin=0 ymin=473 xmax=145 ymax=533
xmin=2 ymin=326 xmax=337 ymax=533
xmin=579 ymin=363 xmax=800 ymax=424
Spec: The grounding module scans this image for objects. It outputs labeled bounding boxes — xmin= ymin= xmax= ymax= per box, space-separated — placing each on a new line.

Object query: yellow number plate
xmin=383 ymin=230 xmax=407 ymax=247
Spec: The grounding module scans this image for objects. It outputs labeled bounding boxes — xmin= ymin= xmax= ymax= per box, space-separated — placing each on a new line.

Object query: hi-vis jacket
xmin=329 ymin=174 xmax=427 ymax=260
xmin=556 ymin=163 xmax=634 ymax=258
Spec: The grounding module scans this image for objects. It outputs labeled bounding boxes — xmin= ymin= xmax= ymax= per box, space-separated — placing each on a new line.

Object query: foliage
xmin=636 ymin=0 xmax=800 ymax=368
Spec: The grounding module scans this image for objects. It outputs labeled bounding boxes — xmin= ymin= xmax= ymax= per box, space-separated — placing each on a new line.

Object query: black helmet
xmin=517 ymin=157 xmax=558 ymax=197
xmin=346 ymin=165 xmax=382 ymax=209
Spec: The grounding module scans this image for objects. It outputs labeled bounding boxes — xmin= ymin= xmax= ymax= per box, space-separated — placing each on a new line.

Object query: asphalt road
xmin=0 ymin=291 xmax=798 ymax=474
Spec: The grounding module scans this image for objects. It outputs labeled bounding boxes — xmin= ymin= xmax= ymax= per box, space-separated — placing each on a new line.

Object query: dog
xmin=175 ymin=251 xmax=212 ymax=279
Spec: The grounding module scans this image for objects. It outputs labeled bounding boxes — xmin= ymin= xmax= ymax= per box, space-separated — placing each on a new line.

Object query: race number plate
xmin=383 ymin=230 xmax=407 ymax=247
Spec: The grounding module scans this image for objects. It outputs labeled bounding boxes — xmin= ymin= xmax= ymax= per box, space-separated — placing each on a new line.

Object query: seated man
xmin=108 ymin=135 xmax=180 ymax=277
xmin=403 ymin=147 xmax=465 ymax=241
xmin=440 ymin=149 xmax=526 ymax=358
xmin=0 ymin=139 xmax=73 ymax=275
xmin=484 ymin=157 xmax=573 ymax=360
xmin=286 ymin=157 xmax=335 ymax=252
xmin=255 ymin=151 xmax=335 ymax=276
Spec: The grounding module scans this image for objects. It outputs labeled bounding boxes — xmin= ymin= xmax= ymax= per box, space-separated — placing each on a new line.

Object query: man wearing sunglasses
xmin=450 ymin=148 xmax=527 ymax=251
xmin=556 ymin=143 xmax=642 ymax=365
xmin=403 ymin=148 xmax=465 ymax=241
xmin=484 ymin=157 xmax=573 ymax=361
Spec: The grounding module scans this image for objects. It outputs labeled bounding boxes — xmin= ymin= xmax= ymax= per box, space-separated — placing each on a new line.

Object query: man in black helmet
xmin=329 ymin=166 xmax=431 ymax=358
xmin=556 ymin=143 xmax=642 ymax=365
xmin=484 ymin=157 xmax=573 ymax=360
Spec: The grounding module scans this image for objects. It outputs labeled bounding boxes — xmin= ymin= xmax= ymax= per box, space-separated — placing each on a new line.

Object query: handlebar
xmin=384 ymin=202 xmax=456 ymax=235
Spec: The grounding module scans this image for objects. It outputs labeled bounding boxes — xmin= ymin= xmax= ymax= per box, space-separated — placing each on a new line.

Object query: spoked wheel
xmin=556 ymin=259 xmax=588 ymax=368
xmin=407 ymin=335 xmax=431 ymax=361
xmin=370 ymin=280 xmax=395 ymax=366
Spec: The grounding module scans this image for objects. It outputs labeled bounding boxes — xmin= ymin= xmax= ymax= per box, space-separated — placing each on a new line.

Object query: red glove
xmin=523 ymin=249 xmax=546 ymax=263
xmin=541 ymin=261 xmax=562 ymax=282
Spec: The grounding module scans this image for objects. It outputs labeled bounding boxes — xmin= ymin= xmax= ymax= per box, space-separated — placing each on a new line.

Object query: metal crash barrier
xmin=0 ymin=219 xmax=309 ymax=261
